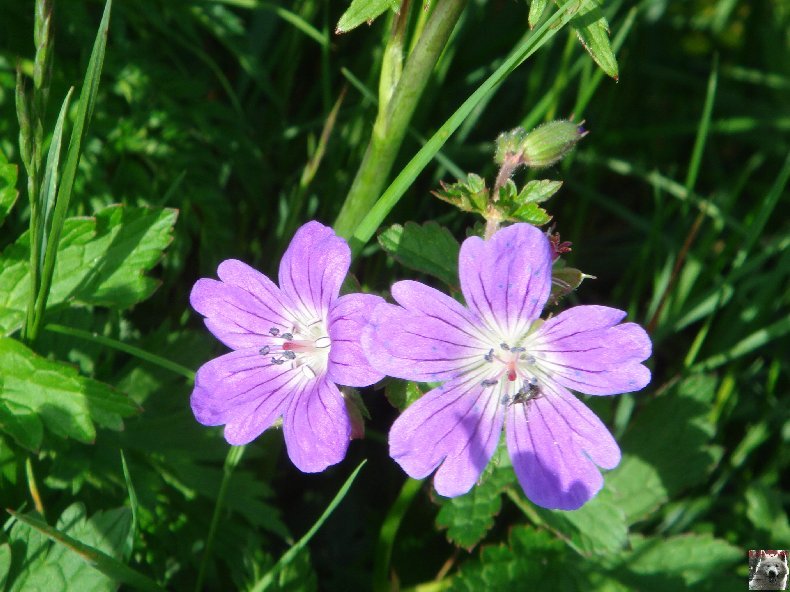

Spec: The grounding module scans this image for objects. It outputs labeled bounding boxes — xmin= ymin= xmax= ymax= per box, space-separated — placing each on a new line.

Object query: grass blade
xmin=30 ymin=0 xmax=112 ymax=342
xmin=347 ymin=0 xmax=580 ymax=257
xmin=250 ymin=460 xmax=367 ymax=592
xmin=6 ymin=509 xmax=166 ymax=592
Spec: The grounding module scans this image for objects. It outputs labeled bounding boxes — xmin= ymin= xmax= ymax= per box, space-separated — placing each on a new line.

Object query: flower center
xmin=261 ymin=321 xmax=331 ymax=379
xmin=480 ymin=341 xmax=542 ymax=406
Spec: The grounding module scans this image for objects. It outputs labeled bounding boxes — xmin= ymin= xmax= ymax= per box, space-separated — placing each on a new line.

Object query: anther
xmin=270 ymin=357 xmax=285 ymax=365
xmin=269 ymin=327 xmax=280 ymax=336
xmin=500 ymin=342 xmax=510 ymax=351
xmin=481 ymin=379 xmax=499 ymax=387
xmin=511 ymin=346 xmax=525 ymax=353
xmin=283 ymin=351 xmax=296 ymax=360
xmin=259 ymin=346 xmax=270 ymax=355
xmin=281 ymin=332 xmax=293 ymax=340
xmin=483 ymin=348 xmax=494 ymax=363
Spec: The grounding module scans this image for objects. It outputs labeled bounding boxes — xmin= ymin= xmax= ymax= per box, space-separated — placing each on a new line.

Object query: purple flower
xmin=190 ymin=221 xmax=384 ymax=472
xmin=362 ymin=223 xmax=651 ymax=510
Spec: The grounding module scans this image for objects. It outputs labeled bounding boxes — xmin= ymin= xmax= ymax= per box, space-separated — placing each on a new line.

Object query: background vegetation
xmin=0 ymin=0 xmax=788 ymax=590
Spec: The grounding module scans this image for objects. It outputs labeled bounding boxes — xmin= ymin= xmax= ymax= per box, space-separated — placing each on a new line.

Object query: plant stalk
xmin=333 ymin=0 xmax=467 ymax=239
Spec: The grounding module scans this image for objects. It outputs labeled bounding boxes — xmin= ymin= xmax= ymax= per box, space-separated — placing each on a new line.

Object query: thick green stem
xmin=333 ymin=0 xmax=467 ymax=238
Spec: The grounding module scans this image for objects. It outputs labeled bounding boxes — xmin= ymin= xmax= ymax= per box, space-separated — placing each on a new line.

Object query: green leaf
xmin=433 ymin=174 xmax=490 ymax=214
xmin=449 ymin=525 xmax=583 ymax=591
xmin=0 ymin=543 xmax=11 ymax=589
xmin=384 ymin=379 xmax=424 ymax=411
xmin=336 ymin=0 xmax=399 ymax=34
xmin=533 ymin=486 xmax=628 ymax=556
xmin=0 ymin=152 xmax=18 ymax=228
xmin=378 ymin=221 xmax=460 ymax=287
xmin=569 ymin=0 xmax=618 ymax=79
xmin=528 ymin=0 xmax=550 ymax=28
xmin=0 ymin=205 xmax=178 ymax=336
xmin=0 ymin=337 xmax=139 ymax=449
xmin=745 ymin=482 xmax=790 ymax=544
xmin=610 ymin=533 xmax=741 ymax=590
xmin=607 ymin=375 xmax=722 ymax=524
xmin=435 ymin=460 xmax=515 ymax=550
xmin=46 ymin=503 xmax=134 ymax=591
xmin=0 ymin=400 xmax=43 ymax=451
xmin=507 ymin=201 xmax=552 ymax=225
xmin=7 ymin=507 xmax=165 ymax=592
xmin=517 ymin=179 xmax=563 ymax=204
xmin=4 ymin=509 xmax=67 ymax=592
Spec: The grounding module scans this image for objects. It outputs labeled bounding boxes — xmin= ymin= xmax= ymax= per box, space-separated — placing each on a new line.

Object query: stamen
xmin=281 ymin=332 xmax=294 ymax=340
xmin=270 ymin=357 xmax=285 ymax=365
xmin=511 ymin=346 xmax=525 ymax=353
xmin=481 ymin=378 xmax=498 ymax=387
xmin=500 ymin=342 xmax=510 ymax=351
xmin=484 ymin=348 xmax=494 ymax=363
xmin=259 ymin=346 xmax=270 ymax=355
xmin=283 ymin=351 xmax=296 ymax=360
xmin=269 ymin=327 xmax=280 ymax=336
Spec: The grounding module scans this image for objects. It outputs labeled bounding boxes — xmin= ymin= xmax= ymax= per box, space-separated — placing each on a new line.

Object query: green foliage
xmin=378 ymin=221 xmax=460 ymax=287
xmin=5 ymin=504 xmax=164 ymax=591
xmin=435 ymin=457 xmax=515 ymax=550
xmin=607 ymin=375 xmax=722 ymax=524
xmin=384 ymin=379 xmax=425 ymax=411
xmin=606 ymin=533 xmax=742 ymax=590
xmin=534 ymin=486 xmax=628 ymax=556
xmin=0 ymin=205 xmax=177 ymax=335
xmin=0 ymin=337 xmax=138 ymax=449
xmin=434 ymin=175 xmax=556 ymax=226
xmin=449 ymin=525 xmax=583 ymax=590
xmin=336 ymin=0 xmax=399 ymax=34
xmin=0 ymin=0 xmax=786 ymax=588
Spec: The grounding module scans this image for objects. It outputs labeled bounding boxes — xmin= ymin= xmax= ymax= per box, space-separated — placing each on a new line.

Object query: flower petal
xmin=459 ymin=223 xmax=553 ymax=337
xmin=327 ymin=293 xmax=386 ymax=387
xmin=505 ymin=385 xmax=620 ymax=510
xmin=278 ymin=221 xmax=350 ymax=320
xmin=530 ymin=305 xmax=652 ymax=395
xmin=190 ymin=260 xmax=294 ymax=349
xmin=191 ymin=348 xmax=303 ymax=444
xmin=283 ymin=377 xmax=351 ymax=473
xmin=389 ymin=375 xmax=504 ymax=497
xmin=362 ymin=301 xmax=487 ymax=383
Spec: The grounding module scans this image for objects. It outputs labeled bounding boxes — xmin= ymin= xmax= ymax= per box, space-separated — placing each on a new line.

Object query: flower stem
xmin=333 ymin=0 xmax=467 ymax=239
xmin=484 ymin=154 xmax=522 ymax=239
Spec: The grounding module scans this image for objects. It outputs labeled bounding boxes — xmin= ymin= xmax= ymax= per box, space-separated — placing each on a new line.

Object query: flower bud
xmin=494 ymin=127 xmax=526 ymax=165
xmin=520 ymin=120 xmax=587 ymax=169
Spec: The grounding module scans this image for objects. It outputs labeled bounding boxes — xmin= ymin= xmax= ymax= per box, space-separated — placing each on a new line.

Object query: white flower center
xmin=478 ymin=328 xmax=544 ymax=407
xmin=261 ymin=320 xmax=331 ymax=379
